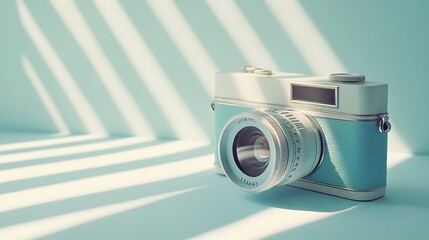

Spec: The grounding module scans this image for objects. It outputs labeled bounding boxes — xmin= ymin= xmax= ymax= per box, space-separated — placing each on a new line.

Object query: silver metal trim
xmin=215 ymin=168 xmax=385 ymax=201
xmin=217 ymin=109 xmax=326 ymax=193
xmin=378 ymin=114 xmax=391 ymax=133
xmin=291 ymin=82 xmax=339 ymax=108
xmin=254 ymin=69 xmax=272 ymax=75
xmin=210 ymin=101 xmax=215 ymax=112
xmin=218 ymin=110 xmax=290 ymax=192
xmin=243 ymin=66 xmax=262 ymax=73
xmin=214 ymin=97 xmax=387 ymax=122
xmin=305 ymin=115 xmax=326 ymax=175
xmin=275 ymin=110 xmax=326 ymax=177
xmin=329 ymin=73 xmax=365 ymax=83
xmin=289 ymin=179 xmax=385 ymax=201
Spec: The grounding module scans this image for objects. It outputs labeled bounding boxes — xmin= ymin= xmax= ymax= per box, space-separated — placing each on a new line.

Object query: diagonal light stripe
xmin=0 ymin=140 xmax=208 ymax=183
xmin=93 ymin=0 xmax=208 ymax=141
xmin=146 ymin=0 xmax=216 ymax=96
xmin=17 ymin=0 xmax=106 ymax=134
xmin=206 ymin=0 xmax=280 ymax=70
xmin=266 ymin=0 xmax=409 ymax=154
xmin=266 ymin=0 xmax=346 ymax=75
xmin=50 ymin=0 xmax=155 ymax=137
xmin=0 ymin=188 xmax=200 ymax=239
xmin=388 ymin=129 xmax=410 ymax=155
xmin=387 ymin=149 xmax=413 ymax=169
xmin=191 ymin=206 xmax=355 ymax=240
xmin=0 ymin=154 xmax=212 ymax=212
xmin=0 ymin=137 xmax=154 ymax=165
xmin=0 ymin=135 xmax=104 ymax=153
xmin=21 ymin=56 xmax=69 ymax=134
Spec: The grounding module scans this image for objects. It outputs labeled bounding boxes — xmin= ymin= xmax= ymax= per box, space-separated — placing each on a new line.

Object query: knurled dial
xmin=329 ymin=73 xmax=365 ymax=83
xmin=264 ymin=109 xmax=323 ymax=186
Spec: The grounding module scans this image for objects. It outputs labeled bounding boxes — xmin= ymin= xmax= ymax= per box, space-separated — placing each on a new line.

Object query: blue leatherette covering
xmin=305 ymin=117 xmax=387 ymax=190
xmin=215 ymin=103 xmax=387 ymax=190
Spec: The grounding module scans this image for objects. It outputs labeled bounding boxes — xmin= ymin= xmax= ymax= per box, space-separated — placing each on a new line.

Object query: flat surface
xmin=0 ymin=132 xmax=428 ymax=239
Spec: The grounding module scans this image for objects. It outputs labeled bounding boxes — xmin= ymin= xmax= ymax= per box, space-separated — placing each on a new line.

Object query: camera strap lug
xmin=378 ymin=114 xmax=391 ymax=133
xmin=210 ymin=101 xmax=215 ymax=111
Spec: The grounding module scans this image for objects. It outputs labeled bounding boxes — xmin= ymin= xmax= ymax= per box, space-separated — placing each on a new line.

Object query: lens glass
xmin=233 ymin=126 xmax=270 ymax=177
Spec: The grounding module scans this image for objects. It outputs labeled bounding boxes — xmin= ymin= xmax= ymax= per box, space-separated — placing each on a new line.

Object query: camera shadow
xmin=263 ymin=155 xmax=429 ymax=239
xmin=244 ymin=184 xmax=358 ymax=212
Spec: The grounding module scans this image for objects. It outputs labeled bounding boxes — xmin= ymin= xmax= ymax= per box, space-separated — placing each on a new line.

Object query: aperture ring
xmin=266 ymin=110 xmax=309 ymax=185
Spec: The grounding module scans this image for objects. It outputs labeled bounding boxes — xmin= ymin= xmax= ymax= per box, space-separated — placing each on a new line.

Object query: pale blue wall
xmin=0 ymin=0 xmax=428 ymax=154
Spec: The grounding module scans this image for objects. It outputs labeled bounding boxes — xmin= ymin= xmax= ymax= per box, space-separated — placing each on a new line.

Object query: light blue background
xmin=0 ymin=0 xmax=428 ymax=154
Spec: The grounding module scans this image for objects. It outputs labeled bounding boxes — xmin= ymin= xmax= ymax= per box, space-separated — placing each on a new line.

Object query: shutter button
xmin=329 ymin=73 xmax=365 ymax=83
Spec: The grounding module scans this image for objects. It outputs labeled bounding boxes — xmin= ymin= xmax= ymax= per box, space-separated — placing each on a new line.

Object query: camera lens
xmin=218 ymin=110 xmax=324 ymax=192
xmin=233 ymin=126 xmax=270 ymax=177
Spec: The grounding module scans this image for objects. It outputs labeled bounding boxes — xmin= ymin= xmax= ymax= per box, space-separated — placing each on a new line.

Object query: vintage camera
xmin=213 ymin=67 xmax=391 ymax=201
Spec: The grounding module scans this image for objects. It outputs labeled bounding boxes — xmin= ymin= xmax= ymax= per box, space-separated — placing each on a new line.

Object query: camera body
xmin=214 ymin=68 xmax=390 ymax=201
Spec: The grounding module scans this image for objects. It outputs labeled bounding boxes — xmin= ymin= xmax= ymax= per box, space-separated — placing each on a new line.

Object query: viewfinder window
xmin=292 ymin=84 xmax=337 ymax=107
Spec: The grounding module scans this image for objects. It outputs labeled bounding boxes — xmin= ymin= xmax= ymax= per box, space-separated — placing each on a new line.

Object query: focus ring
xmin=267 ymin=110 xmax=321 ymax=186
xmin=273 ymin=111 xmax=306 ymax=182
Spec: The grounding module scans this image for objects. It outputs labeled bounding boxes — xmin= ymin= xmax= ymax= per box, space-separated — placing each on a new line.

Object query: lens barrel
xmin=219 ymin=109 xmax=324 ymax=192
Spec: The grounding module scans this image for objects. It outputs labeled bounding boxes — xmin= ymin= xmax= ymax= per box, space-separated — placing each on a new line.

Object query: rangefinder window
xmin=291 ymin=84 xmax=338 ymax=107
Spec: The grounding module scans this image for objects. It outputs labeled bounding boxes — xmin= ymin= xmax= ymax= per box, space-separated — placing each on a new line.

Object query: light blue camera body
xmin=214 ymin=69 xmax=390 ymax=201
xmin=214 ymin=103 xmax=387 ymax=195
